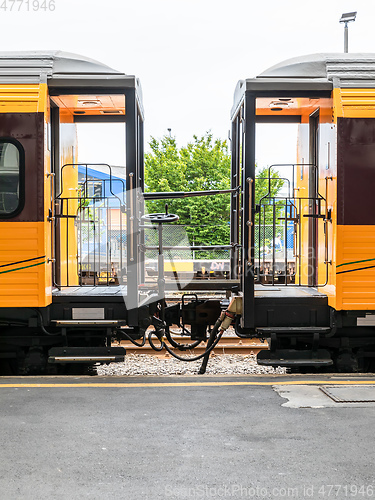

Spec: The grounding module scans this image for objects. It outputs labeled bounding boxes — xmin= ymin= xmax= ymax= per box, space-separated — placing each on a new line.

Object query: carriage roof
xmin=232 ymin=52 xmax=375 ymax=117
xmin=0 ymin=50 xmax=142 ymax=103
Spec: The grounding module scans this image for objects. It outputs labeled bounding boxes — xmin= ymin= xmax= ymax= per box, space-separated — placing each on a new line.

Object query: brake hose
xmin=148 ymin=330 xmax=165 ymax=352
xmin=199 ymin=310 xmax=236 ymax=373
xmin=117 ymin=328 xmax=147 ymax=347
xmin=234 ymin=316 xmax=256 ymax=338
xmin=164 ymin=326 xmax=202 ymax=351
xmin=163 ymin=328 xmax=224 ymax=362
xmin=149 ymin=296 xmax=241 ymax=367
xmin=148 ymin=319 xmax=222 ymax=360
xmin=160 ymin=313 xmax=228 ymax=362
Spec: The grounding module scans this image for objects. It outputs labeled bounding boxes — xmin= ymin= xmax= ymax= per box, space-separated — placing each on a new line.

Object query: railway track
xmin=115 ymin=336 xmax=268 ymax=357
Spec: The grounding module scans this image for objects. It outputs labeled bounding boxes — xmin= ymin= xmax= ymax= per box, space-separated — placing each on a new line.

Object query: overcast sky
xmin=1 ymin=0 xmax=374 ymax=167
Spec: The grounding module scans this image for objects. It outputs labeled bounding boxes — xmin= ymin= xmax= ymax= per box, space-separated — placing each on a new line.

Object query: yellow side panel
xmin=335 ymin=225 xmax=375 ymax=310
xmin=0 ymin=83 xmax=47 ymax=113
xmin=333 ymin=88 xmax=375 ymax=119
xmin=0 ymin=222 xmax=52 ymax=308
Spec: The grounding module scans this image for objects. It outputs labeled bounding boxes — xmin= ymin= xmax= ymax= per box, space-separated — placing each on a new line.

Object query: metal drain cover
xmin=320 ymin=385 xmax=375 ymax=403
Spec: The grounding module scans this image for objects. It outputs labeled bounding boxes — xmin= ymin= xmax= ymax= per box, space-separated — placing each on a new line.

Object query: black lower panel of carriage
xmin=254 ymin=285 xmax=330 ymax=327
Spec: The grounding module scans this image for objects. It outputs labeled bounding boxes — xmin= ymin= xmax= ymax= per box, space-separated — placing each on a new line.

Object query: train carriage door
xmin=309 ymin=109 xmax=319 ymax=286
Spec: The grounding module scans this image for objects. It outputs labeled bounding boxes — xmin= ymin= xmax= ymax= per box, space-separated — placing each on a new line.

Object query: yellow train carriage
xmin=293 ymin=65 xmax=375 ymax=312
xmin=0 ymin=51 xmax=144 ymax=374
xmin=230 ymin=53 xmax=375 ymax=371
xmin=0 ymin=83 xmax=51 ymax=307
xmin=4 ymin=50 xmax=375 ymax=375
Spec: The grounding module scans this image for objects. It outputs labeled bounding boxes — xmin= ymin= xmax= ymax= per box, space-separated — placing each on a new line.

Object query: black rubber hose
xmin=162 ymin=320 xmax=224 ymax=362
xmin=199 ymin=322 xmax=222 ymax=374
xmin=234 ymin=317 xmax=256 ymax=338
xmin=163 ymin=331 xmax=223 ymax=362
xmin=117 ymin=329 xmax=147 ymax=347
xmin=148 ymin=330 xmax=165 ymax=352
xmin=34 ymin=308 xmax=61 ymax=336
xmin=164 ymin=327 xmax=202 ymax=351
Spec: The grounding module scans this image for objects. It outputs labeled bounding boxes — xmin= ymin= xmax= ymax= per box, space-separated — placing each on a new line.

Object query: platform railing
xmin=256 ymin=165 xmax=330 ymax=287
xmin=141 ymin=186 xmax=240 ymax=283
xmin=53 ymin=164 xmax=127 ymax=288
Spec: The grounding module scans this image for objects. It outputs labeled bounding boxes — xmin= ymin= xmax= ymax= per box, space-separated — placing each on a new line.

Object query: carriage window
xmin=0 ymin=141 xmax=23 ymax=217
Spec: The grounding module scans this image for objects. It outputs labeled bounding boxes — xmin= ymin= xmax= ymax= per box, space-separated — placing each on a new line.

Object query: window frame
xmin=0 ymin=137 xmax=25 ymax=219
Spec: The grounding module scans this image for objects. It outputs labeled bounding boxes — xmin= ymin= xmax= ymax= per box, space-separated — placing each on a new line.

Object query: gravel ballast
xmin=97 ymin=353 xmax=286 ymax=376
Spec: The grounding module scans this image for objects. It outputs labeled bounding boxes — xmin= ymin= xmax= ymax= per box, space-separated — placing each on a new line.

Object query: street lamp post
xmin=339 ymin=12 xmax=357 ymax=53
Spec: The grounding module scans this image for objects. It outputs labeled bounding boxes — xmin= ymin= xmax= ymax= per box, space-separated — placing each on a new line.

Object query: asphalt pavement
xmin=1 ymin=374 xmax=375 ymax=499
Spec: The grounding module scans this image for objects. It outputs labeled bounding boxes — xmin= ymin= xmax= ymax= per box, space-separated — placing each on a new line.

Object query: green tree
xmin=254 ymin=166 xmax=285 ymax=225
xmin=144 ymin=135 xmax=285 ymax=255
xmin=145 ymin=134 xmax=231 ymax=253
xmin=254 ymin=166 xmax=287 ymax=253
xmin=255 ymin=166 xmax=285 ymax=206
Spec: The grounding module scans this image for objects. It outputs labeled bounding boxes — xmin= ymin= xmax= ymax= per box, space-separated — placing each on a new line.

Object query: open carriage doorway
xmin=76 ymin=123 xmax=126 ymax=166
xmin=49 ymin=86 xmax=143 ymax=309
xmin=254 ymin=122 xmax=299 ymax=284
xmin=73 ymin=122 xmax=127 ymax=287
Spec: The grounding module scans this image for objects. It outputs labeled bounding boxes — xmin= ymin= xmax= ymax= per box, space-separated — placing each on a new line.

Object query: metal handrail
xmin=143 ymin=186 xmax=239 ymax=200
xmin=53 ymin=163 xmax=127 ymax=288
xmin=256 ymin=193 xmax=330 ymax=288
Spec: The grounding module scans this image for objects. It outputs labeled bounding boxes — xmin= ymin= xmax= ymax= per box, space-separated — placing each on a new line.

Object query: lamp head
xmin=340 ymin=12 xmax=357 ymax=24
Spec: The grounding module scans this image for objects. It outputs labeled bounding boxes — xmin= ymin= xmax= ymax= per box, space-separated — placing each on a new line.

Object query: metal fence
xmin=143 ymin=223 xmax=295 ymax=261
xmin=79 ymin=222 xmax=295 ymax=266
xmin=143 ymin=224 xmax=231 ymax=260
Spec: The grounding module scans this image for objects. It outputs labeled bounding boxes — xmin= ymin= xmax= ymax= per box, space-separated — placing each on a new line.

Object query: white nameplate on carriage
xmin=72 ymin=308 xmax=105 ymax=320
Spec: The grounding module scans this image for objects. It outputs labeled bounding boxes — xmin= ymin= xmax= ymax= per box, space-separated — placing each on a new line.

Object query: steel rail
xmin=115 ymin=336 xmax=268 ymax=357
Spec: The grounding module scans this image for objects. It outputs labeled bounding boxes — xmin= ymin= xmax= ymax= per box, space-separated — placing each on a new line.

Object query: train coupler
xmin=164 ymin=295 xmax=222 ymax=341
